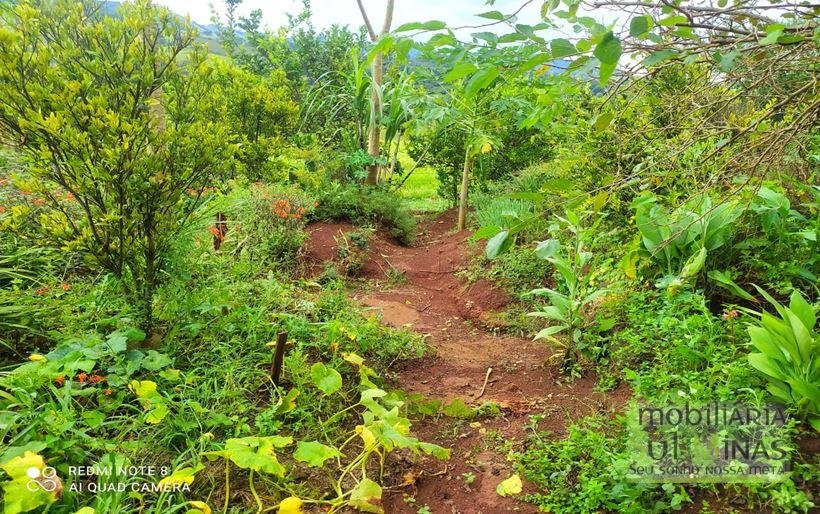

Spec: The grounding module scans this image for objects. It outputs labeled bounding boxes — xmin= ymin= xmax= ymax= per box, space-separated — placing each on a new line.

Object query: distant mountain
xmin=100 ymin=1 xmax=227 ymax=53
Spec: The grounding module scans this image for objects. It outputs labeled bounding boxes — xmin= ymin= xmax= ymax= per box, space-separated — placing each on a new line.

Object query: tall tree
xmin=356 ymin=0 xmax=395 ymax=184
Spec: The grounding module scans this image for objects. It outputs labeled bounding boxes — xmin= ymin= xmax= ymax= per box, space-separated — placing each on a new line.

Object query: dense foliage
xmin=0 ymin=0 xmax=817 ymax=513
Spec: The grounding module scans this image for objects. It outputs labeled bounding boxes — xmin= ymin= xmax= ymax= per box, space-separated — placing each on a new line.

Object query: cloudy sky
xmin=152 ymin=0 xmax=554 ymax=33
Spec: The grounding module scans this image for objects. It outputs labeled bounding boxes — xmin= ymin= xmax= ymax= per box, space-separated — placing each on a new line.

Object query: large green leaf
xmin=534 ymin=325 xmax=568 ymax=340
xmin=444 ymin=62 xmax=478 ymax=83
xmin=477 ymin=10 xmax=505 ymax=20
xmin=293 ymin=441 xmax=342 ymax=468
xmin=593 ymin=31 xmax=622 ymax=65
xmin=394 ymin=20 xmax=446 ymax=32
xmin=679 ymin=246 xmax=706 ymax=279
xmin=485 ymin=230 xmax=512 ymax=259
xmin=310 ymin=362 xmax=342 ymax=395
xmin=418 ymin=442 xmax=450 ymax=459
xmin=707 ymin=270 xmax=755 ymax=301
xmin=598 ymin=60 xmax=617 ymax=86
xmin=788 ymin=290 xmax=816 ymax=333
xmin=535 ymin=239 xmax=560 ymax=260
xmin=218 ymin=436 xmax=293 ymax=476
xmin=642 ymin=49 xmax=678 ymax=68
xmin=748 ymin=353 xmax=787 ymax=382
xmin=550 ymin=38 xmax=576 ymax=59
xmin=629 ymin=15 xmax=652 ymax=37
xmin=592 ymin=111 xmax=614 ymax=131
xmin=464 ymin=66 xmax=500 ymax=98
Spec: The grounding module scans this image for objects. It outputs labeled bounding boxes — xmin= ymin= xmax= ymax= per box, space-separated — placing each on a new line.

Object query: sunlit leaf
xmin=293 ymin=441 xmax=342 ymax=467
xmin=310 ymin=362 xmax=342 ymax=394
xmin=496 ymin=474 xmax=523 ymax=496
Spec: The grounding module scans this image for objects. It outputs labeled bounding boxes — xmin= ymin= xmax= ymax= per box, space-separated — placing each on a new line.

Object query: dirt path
xmin=306 ymin=210 xmax=629 ymax=513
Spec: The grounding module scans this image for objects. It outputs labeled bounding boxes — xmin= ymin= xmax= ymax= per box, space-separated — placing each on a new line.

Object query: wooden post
xmin=269 ymin=331 xmax=288 ymax=385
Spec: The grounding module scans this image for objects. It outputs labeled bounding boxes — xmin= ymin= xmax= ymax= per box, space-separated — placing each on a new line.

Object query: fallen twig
xmin=476 ymin=367 xmax=493 ymax=399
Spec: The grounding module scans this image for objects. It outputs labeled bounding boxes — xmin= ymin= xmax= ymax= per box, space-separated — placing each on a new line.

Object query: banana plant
xmin=527 ymin=210 xmax=608 ymax=372
xmin=742 ymin=287 xmax=819 ymax=432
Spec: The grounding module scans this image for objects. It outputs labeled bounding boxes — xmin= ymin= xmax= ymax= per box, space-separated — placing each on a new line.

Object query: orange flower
xmin=77 ymin=372 xmax=88 ymax=383
xmin=33 ymin=198 xmax=46 ymax=206
xmin=89 ymin=374 xmax=105 ymax=383
xmin=55 ymin=375 xmax=65 ymax=386
xmin=0 ymin=206 xmax=5 ymax=213
xmin=208 ymin=226 xmax=221 ymax=237
xmin=61 ymin=282 xmax=70 ymax=291
xmin=103 ymin=388 xmax=113 ymax=396
xmin=722 ymin=310 xmax=739 ymax=320
xmin=313 ymin=201 xmax=319 ymax=208
xmin=35 ymin=287 xmax=48 ymax=296
xmin=0 ymin=178 xmax=8 ymax=186
xmin=65 ymin=192 xmax=75 ymax=201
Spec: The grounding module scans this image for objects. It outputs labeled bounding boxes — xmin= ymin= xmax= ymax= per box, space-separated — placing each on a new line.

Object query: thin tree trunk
xmin=357 ymin=0 xmax=394 ymax=185
xmin=387 ymin=129 xmax=402 ymax=181
xmin=457 ymin=145 xmax=472 ymax=231
xmin=365 ymin=51 xmax=383 ymax=184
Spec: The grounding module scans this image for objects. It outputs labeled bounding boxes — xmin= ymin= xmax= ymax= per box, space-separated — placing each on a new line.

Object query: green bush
xmin=473 ymin=195 xmax=535 ymax=231
xmin=408 ymin=122 xmax=556 ymax=205
xmin=743 ymin=287 xmax=819 ymax=431
xmin=0 ymin=0 xmax=231 ymax=330
xmin=601 ymin=289 xmax=760 ymax=402
xmin=207 ymin=60 xmax=300 ymax=181
xmin=488 ymin=246 xmax=552 ymax=298
xmin=516 ymin=416 xmax=679 ymax=513
xmin=312 ymin=183 xmax=417 ymax=245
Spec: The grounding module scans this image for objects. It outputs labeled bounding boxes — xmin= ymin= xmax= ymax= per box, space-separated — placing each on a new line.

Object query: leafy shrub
xmin=312 ymin=183 xmax=417 ymax=245
xmin=336 ymin=227 xmax=373 ymax=277
xmin=743 ymin=287 xmax=819 ymax=431
xmin=408 ymin=121 xmax=556 ymax=205
xmin=473 ymin=196 xmax=535 ymax=231
xmin=488 ymin=246 xmax=552 ymax=298
xmin=0 ymin=0 xmax=231 ymax=330
xmin=632 ymin=192 xmax=743 ymax=290
xmin=516 ymin=416 xmax=680 ymax=513
xmin=602 ymin=289 xmax=760 ymax=402
xmin=527 ymin=210 xmax=609 ymax=372
xmin=732 ymin=184 xmax=819 ymax=296
xmin=342 ymin=149 xmax=387 ymax=182
xmin=207 ymin=61 xmax=299 ymax=181
xmin=241 ymin=184 xmax=314 ymax=265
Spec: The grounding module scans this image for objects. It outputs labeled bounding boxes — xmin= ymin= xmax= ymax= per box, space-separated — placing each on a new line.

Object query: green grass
xmin=395 ymin=147 xmax=448 ymax=213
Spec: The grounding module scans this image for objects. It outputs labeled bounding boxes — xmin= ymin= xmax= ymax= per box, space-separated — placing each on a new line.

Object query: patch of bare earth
xmin=304 ymin=210 xmax=630 ymax=513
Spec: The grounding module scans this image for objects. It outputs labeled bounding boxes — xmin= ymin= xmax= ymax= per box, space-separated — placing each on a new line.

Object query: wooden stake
xmin=270 ymin=331 xmax=288 ymax=385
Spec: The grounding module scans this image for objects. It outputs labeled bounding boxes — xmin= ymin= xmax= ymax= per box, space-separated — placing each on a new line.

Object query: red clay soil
xmin=304 ymin=210 xmax=630 ymax=514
